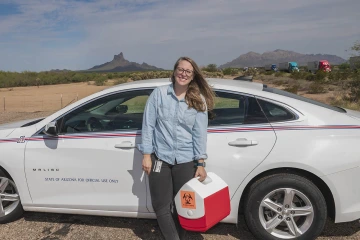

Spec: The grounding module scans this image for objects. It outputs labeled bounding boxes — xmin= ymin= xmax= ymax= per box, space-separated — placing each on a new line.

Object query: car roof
xmin=103 ymin=78 xmax=265 ymax=95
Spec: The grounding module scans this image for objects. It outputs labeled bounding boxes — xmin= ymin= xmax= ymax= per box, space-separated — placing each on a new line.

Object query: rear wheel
xmin=0 ymin=169 xmax=23 ymax=223
xmin=244 ymin=173 xmax=327 ymax=240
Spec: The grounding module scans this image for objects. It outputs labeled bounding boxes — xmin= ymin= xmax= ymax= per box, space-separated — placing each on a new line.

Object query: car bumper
xmin=321 ymin=166 xmax=360 ymax=223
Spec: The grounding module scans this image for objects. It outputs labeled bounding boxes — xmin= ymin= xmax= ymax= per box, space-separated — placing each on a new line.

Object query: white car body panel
xmin=24 ymin=131 xmax=148 ymax=213
xmin=0 ymin=78 xmax=359 ymax=225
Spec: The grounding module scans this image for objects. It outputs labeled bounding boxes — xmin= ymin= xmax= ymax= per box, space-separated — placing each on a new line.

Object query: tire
xmin=0 ymin=169 xmax=24 ymax=224
xmin=244 ymin=173 xmax=327 ymax=240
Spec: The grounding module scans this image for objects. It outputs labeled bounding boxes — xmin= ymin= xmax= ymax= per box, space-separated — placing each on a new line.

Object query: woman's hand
xmin=142 ymin=154 xmax=152 ymax=175
xmin=195 ymin=166 xmax=207 ymax=182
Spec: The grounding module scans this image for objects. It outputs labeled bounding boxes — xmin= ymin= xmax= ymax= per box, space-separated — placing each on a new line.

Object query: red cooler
xmin=174 ymin=172 xmax=231 ymax=232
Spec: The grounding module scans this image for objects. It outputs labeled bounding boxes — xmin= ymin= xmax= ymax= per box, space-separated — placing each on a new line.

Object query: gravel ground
xmin=0 ymin=212 xmax=359 ymax=240
xmin=1 ymin=112 xmax=360 ymax=239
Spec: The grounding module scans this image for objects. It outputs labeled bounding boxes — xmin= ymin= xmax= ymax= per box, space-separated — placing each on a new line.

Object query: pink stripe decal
xmin=0 ymin=125 xmax=359 ymax=143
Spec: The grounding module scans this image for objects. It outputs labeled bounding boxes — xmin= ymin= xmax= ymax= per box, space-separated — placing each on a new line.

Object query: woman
xmin=138 ymin=56 xmax=215 ymax=240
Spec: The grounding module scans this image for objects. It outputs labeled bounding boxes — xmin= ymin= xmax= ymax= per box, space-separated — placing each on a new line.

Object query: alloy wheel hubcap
xmin=0 ymin=177 xmax=20 ymax=218
xmin=259 ymin=188 xmax=314 ymax=239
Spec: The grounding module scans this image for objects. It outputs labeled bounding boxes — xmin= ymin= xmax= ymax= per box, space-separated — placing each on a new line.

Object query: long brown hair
xmin=171 ymin=57 xmax=215 ymax=114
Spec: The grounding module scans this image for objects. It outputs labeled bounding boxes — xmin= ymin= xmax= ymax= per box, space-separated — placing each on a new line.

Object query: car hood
xmin=0 ymin=128 xmax=16 ymax=138
xmin=0 ymin=118 xmax=43 ymax=138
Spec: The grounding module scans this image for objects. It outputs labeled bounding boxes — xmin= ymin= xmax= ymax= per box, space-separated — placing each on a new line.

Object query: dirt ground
xmin=0 ymin=212 xmax=359 ymax=240
xmin=0 ymin=82 xmax=109 ymax=113
xmin=0 ymin=79 xmax=360 ymax=239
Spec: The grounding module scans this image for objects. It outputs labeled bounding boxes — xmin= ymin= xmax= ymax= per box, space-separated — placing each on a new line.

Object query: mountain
xmin=220 ymin=49 xmax=346 ymax=68
xmin=87 ymin=52 xmax=163 ymax=72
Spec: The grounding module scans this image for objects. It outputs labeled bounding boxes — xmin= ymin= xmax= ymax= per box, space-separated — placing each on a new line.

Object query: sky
xmin=0 ymin=0 xmax=359 ymax=72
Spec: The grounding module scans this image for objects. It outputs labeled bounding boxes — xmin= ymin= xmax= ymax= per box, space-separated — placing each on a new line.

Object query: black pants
xmin=149 ymin=153 xmax=196 ymax=240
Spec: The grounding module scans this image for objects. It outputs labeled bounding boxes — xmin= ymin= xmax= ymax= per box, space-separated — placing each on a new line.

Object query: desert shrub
xmin=0 ymin=70 xmax=173 ymax=88
xmin=94 ymin=76 xmax=107 ymax=86
xmin=305 ymin=74 xmax=316 ymax=81
xmin=243 ymin=68 xmax=257 ymax=76
xmin=71 ymin=73 xmax=87 ymax=83
xmin=107 ymin=73 xmax=114 ymax=79
xmin=128 ymin=71 xmax=171 ymax=81
xmin=203 ymin=71 xmax=224 ymax=78
xmin=222 ymin=68 xmax=238 ymax=75
xmin=114 ymin=78 xmax=128 ymax=85
xmin=203 ymin=64 xmax=218 ymax=72
xmin=339 ymin=70 xmax=352 ymax=80
xmin=314 ymin=71 xmax=327 ymax=82
xmin=283 ymin=84 xmax=300 ymax=94
xmin=307 ymin=82 xmax=327 ymax=94
xmin=338 ymin=63 xmax=350 ymax=70
xmin=290 ymin=71 xmax=307 ymax=80
xmin=264 ymin=71 xmax=273 ymax=76
xmin=257 ymin=70 xmax=266 ymax=75
xmin=347 ymin=73 xmax=360 ymax=101
xmin=272 ymin=79 xmax=287 ymax=86
xmin=327 ymin=71 xmax=340 ymax=83
xmin=274 ymin=71 xmax=285 ymax=77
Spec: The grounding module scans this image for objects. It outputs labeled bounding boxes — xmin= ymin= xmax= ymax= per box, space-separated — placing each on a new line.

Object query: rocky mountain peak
xmin=113 ymin=52 xmax=125 ymax=61
xmin=87 ymin=52 xmax=162 ymax=72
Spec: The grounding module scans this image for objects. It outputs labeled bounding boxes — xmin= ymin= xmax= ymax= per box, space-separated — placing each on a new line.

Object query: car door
xmin=146 ymin=90 xmax=277 ymax=212
xmin=25 ymin=89 xmax=152 ymax=213
xmin=205 ymin=90 xmax=277 ymax=198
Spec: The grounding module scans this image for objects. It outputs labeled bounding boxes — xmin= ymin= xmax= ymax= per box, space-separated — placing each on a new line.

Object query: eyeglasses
xmin=176 ymin=67 xmax=194 ymax=76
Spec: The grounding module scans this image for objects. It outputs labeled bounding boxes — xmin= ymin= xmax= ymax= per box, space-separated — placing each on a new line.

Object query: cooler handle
xmin=196 ymin=176 xmax=213 ymax=185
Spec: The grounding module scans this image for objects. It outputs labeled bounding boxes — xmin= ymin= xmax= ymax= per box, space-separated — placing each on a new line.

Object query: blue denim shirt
xmin=137 ymin=84 xmax=208 ymax=165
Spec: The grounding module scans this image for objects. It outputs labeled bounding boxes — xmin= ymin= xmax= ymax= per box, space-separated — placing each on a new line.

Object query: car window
xmin=121 ymin=95 xmax=148 ymax=113
xmin=209 ymin=91 xmax=268 ymax=126
xmin=257 ymin=99 xmax=296 ymax=122
xmin=58 ymin=89 xmax=152 ymax=134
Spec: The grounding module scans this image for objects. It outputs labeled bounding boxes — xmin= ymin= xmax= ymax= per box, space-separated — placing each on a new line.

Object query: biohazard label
xmin=180 ymin=191 xmax=196 ymax=209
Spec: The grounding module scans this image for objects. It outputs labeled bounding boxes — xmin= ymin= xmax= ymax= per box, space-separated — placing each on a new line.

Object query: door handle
xmin=114 ymin=141 xmax=135 ymax=148
xmin=228 ymin=138 xmax=258 ymax=147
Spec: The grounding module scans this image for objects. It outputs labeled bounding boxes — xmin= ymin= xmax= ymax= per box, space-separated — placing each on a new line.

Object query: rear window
xmin=262 ymin=85 xmax=346 ymax=113
xmin=257 ymin=99 xmax=296 ymax=122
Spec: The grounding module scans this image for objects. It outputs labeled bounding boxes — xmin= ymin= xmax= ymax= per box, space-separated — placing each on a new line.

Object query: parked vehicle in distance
xmin=350 ymin=56 xmax=360 ymax=70
xmin=278 ymin=62 xmax=299 ymax=72
xmin=264 ymin=64 xmax=278 ymax=71
xmin=1 ymin=78 xmax=360 ymax=240
xmin=243 ymin=67 xmax=249 ymax=72
xmin=307 ymin=60 xmax=331 ymax=73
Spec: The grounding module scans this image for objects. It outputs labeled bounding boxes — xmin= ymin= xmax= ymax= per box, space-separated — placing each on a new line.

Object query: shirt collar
xmin=167 ymin=83 xmax=186 ymax=102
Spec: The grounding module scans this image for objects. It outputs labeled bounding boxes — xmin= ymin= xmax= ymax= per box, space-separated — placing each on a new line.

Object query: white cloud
xmin=0 ymin=0 xmax=359 ymax=71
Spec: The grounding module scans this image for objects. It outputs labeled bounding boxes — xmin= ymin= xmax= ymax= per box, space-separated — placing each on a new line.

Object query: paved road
xmin=0 ymin=212 xmax=359 ymax=240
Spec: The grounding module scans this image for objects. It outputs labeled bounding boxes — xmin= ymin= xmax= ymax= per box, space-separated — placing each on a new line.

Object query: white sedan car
xmin=1 ymin=78 xmax=360 ymax=240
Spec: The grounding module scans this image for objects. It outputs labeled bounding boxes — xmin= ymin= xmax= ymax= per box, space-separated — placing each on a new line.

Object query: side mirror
xmin=43 ymin=121 xmax=58 ymax=136
xmin=116 ymin=105 xmax=128 ymax=114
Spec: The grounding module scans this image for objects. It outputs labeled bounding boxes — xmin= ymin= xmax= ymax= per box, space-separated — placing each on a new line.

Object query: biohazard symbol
xmin=180 ymin=191 xmax=196 ymax=209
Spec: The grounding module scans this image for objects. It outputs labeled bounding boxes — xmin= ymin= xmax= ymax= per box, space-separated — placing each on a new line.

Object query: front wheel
xmin=244 ymin=173 xmax=327 ymax=240
xmin=0 ymin=169 xmax=23 ymax=223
